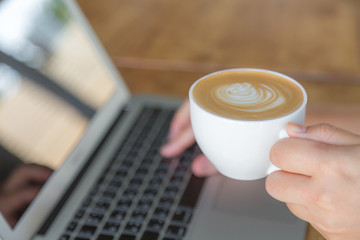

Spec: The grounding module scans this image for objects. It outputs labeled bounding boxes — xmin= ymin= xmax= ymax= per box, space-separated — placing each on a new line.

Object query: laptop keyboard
xmin=59 ymin=106 xmax=205 ymax=240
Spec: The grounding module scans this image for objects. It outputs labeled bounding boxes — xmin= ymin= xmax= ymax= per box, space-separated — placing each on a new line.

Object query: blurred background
xmin=77 ymin=0 xmax=360 ymax=103
xmin=0 ymin=0 xmax=115 ymax=170
xmin=0 ymin=0 xmax=118 ymax=226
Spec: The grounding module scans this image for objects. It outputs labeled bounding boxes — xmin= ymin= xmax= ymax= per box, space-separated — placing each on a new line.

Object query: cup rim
xmin=189 ymin=68 xmax=308 ymax=122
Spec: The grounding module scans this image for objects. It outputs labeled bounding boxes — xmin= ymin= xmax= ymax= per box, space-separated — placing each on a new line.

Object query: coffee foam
xmin=192 ymin=70 xmax=304 ymax=120
xmin=216 ymin=82 xmax=285 ymax=112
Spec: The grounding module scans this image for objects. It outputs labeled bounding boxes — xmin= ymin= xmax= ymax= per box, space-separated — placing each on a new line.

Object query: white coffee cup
xmin=189 ymin=68 xmax=307 ymax=180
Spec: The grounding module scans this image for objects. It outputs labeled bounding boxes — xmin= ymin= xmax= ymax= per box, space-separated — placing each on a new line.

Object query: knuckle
xmin=269 ymin=145 xmax=277 ymax=164
xmin=265 ymin=175 xmax=275 ymax=193
xmin=265 ymin=171 xmax=281 ymax=197
xmin=311 ymin=188 xmax=336 ymax=212
xmin=270 ymin=138 xmax=288 ymax=163
xmin=309 ymin=141 xmax=336 ymax=174
xmin=335 ymin=145 xmax=360 ymax=179
xmin=315 ymin=217 xmax=339 ymax=234
xmin=285 ymin=203 xmax=300 ymax=219
xmin=317 ymin=123 xmax=337 ymax=141
xmin=318 ymin=145 xmax=358 ymax=178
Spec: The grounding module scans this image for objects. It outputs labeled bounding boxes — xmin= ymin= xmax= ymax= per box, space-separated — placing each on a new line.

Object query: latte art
xmin=215 ymin=83 xmax=285 ymax=112
xmin=192 ymin=70 xmax=304 ymax=120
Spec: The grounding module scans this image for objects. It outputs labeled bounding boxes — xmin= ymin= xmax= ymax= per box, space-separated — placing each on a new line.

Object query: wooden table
xmin=77 ymin=0 xmax=360 ymax=239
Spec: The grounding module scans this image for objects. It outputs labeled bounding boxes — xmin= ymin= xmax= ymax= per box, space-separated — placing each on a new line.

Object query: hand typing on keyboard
xmin=160 ymin=99 xmax=218 ymax=177
xmin=61 ymin=107 xmax=205 ymax=240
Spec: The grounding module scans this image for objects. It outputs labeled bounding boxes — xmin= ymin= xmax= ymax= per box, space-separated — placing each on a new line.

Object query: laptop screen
xmin=0 ymin=0 xmax=116 ymax=228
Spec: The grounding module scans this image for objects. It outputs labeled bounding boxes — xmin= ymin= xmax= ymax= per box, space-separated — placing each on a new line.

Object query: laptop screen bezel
xmin=0 ymin=0 xmax=130 ymax=239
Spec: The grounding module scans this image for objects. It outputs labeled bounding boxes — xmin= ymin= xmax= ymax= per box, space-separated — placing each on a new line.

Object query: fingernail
xmin=288 ymin=122 xmax=307 ymax=133
xmin=200 ymin=158 xmax=211 ymax=171
xmin=161 ymin=143 xmax=174 ymax=156
xmin=168 ymin=132 xmax=176 ymax=141
xmin=192 ymin=158 xmax=210 ymax=177
xmin=160 ymin=144 xmax=170 ymax=155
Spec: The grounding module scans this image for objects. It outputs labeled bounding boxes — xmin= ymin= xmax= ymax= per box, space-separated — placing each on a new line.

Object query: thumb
xmin=287 ymin=123 xmax=360 ymax=145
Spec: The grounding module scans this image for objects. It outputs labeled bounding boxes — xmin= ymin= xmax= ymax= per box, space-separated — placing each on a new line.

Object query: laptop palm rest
xmin=214 ymin=177 xmax=296 ymax=223
xmin=186 ymin=174 xmax=306 ymax=240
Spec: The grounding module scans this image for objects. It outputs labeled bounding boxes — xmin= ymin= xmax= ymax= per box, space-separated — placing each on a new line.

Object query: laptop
xmin=0 ymin=0 xmax=307 ymax=239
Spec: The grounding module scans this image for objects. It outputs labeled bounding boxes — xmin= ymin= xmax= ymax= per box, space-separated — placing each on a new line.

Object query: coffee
xmin=192 ymin=70 xmax=304 ymax=120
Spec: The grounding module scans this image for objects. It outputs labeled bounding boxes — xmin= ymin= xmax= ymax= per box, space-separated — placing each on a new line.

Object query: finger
xmin=168 ymin=99 xmax=191 ymax=141
xmin=266 ymin=170 xmax=311 ymax=205
xmin=285 ymin=202 xmax=312 ymax=223
xmin=287 ymin=123 xmax=360 ymax=145
xmin=3 ymin=164 xmax=52 ymax=192
xmin=191 ymin=154 xmax=218 ymax=177
xmin=161 ymin=126 xmax=195 ymax=157
xmin=270 ymin=137 xmax=341 ymax=176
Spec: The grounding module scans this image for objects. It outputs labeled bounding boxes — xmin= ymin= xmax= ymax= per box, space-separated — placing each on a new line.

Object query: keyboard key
xmin=141 ymin=230 xmax=159 ymax=240
xmin=179 ymin=175 xmax=205 ymax=208
xmin=154 ymin=168 xmax=167 ymax=178
xmin=67 ymin=221 xmax=78 ymax=231
xmin=147 ymin=218 xmax=165 ymax=231
xmin=115 ymin=168 xmax=128 ymax=177
xmin=80 ymin=225 xmax=97 ymax=237
xmin=163 ymin=189 xmax=177 ymax=198
xmin=125 ymin=221 xmax=142 ymax=234
xmin=165 ymin=184 xmax=179 ymax=193
xmin=89 ymin=184 xmax=101 ymax=195
xmin=166 ymin=225 xmax=187 ymax=237
xmin=82 ymin=197 xmax=92 ymax=208
xmin=153 ymin=207 xmax=169 ymax=220
xmin=97 ymin=234 xmax=114 ymax=240
xmin=169 ymin=176 xmax=183 ymax=187
xmin=102 ymin=190 xmax=116 ymax=199
xmin=134 ymin=202 xmax=151 ymax=213
xmin=124 ymin=188 xmax=137 ymax=197
xmin=135 ymin=168 xmax=148 ymax=176
xmin=74 ymin=208 xmax=85 ymax=219
xmin=172 ymin=208 xmax=192 ymax=224
xmin=118 ymin=201 xmax=132 ymax=210
xmin=130 ymin=177 xmax=143 ymax=185
xmin=158 ymin=196 xmax=174 ymax=209
xmin=95 ymin=200 xmax=110 ymax=212
xmin=122 ymin=160 xmax=133 ymax=168
xmin=127 ymin=150 xmax=138 ymax=159
xmin=138 ymin=194 xmax=153 ymax=205
xmin=129 ymin=213 xmax=146 ymax=223
xmin=172 ymin=169 xmax=186 ymax=179
xmin=110 ymin=210 xmax=126 ymax=222
xmin=103 ymin=221 xmax=121 ymax=234
xmin=109 ymin=179 xmax=123 ymax=188
xmin=119 ymin=234 xmax=136 ymax=240
xmin=86 ymin=212 xmax=104 ymax=225
xmin=144 ymin=186 xmax=158 ymax=195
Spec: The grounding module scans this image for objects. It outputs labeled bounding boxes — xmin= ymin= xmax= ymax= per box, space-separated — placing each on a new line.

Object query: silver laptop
xmin=0 ymin=0 xmax=307 ymax=239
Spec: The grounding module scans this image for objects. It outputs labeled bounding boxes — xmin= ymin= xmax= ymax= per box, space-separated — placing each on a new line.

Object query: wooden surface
xmin=77 ymin=0 xmax=360 ymax=239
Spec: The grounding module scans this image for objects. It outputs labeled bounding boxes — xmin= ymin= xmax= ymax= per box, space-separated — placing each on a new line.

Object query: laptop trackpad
xmin=213 ymin=177 xmax=296 ymax=223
